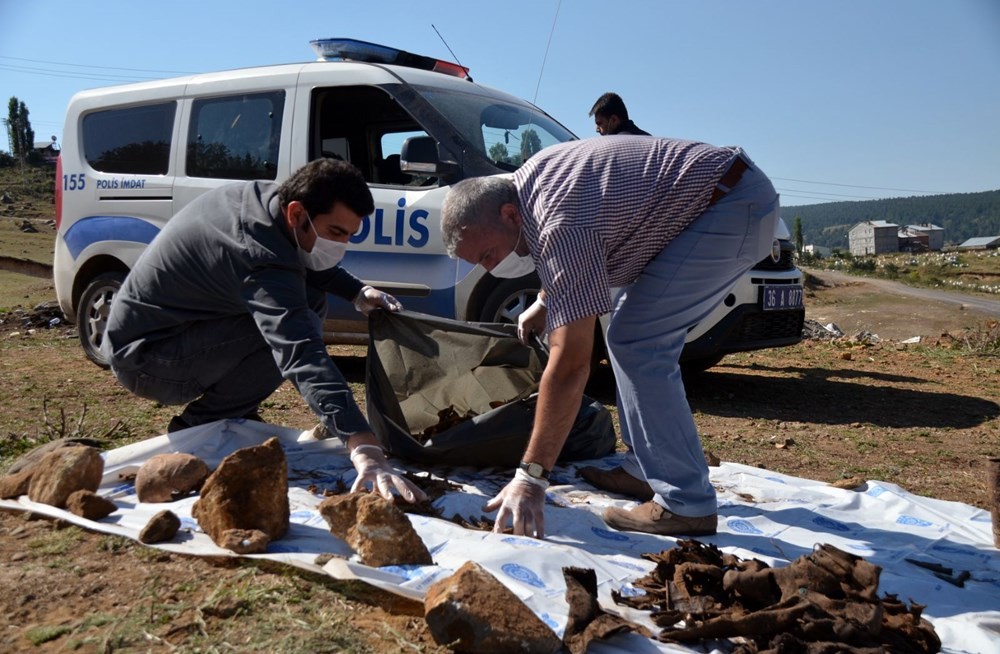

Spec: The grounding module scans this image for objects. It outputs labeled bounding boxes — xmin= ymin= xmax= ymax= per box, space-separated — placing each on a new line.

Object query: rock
xmin=65 ymin=489 xmax=116 ymax=520
xmin=191 ymin=437 xmax=288 ymax=552
xmin=135 ymin=453 xmax=210 ymax=502
xmin=139 ymin=510 xmax=181 ymax=544
xmin=424 ymin=560 xmax=561 ymax=653
xmin=318 ymin=492 xmax=432 ymax=567
xmin=218 ymin=528 xmax=270 ymax=554
xmin=27 ymin=446 xmax=104 ymax=508
xmin=0 ymin=468 xmax=34 ymax=499
xmin=7 ymin=437 xmax=104 ymax=475
xmin=562 ymin=567 xmax=650 ymax=654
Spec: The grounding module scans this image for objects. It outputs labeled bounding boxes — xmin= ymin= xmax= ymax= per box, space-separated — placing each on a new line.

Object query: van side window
xmin=187 ymin=91 xmax=285 ymax=180
xmin=311 ymin=86 xmax=431 ymax=186
xmin=82 ymin=102 xmax=176 ymax=174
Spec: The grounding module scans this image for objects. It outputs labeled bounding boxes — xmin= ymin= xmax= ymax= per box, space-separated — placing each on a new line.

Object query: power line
xmin=770 ymin=176 xmax=945 ymax=195
xmin=0 ymin=54 xmax=197 ymax=75
xmin=0 ymin=63 xmax=155 ymax=83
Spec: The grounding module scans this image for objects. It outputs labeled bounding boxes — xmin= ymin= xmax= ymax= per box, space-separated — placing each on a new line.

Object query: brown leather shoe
xmin=579 ymin=466 xmax=654 ymax=501
xmin=602 ymin=501 xmax=717 ymax=536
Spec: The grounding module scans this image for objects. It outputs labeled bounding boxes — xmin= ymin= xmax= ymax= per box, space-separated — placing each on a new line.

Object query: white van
xmin=54 ymin=38 xmax=804 ymax=370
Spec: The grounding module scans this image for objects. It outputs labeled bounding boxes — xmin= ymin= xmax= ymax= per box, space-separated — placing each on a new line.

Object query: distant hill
xmin=782 ymin=189 xmax=1000 ymax=250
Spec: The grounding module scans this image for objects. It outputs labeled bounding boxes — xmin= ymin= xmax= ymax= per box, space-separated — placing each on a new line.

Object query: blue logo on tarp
xmin=380 ymin=565 xmax=427 ymax=580
xmin=290 ymin=510 xmax=316 ymax=522
xmin=866 ymin=486 xmax=887 ymax=497
xmin=539 ymin=612 xmax=559 ymax=630
xmin=501 ymin=563 xmax=545 ymax=588
xmin=591 ymin=527 xmax=629 ymax=541
xmin=267 ymin=542 xmax=303 ymax=553
xmin=896 ymin=515 xmax=932 ymax=527
xmin=727 ymin=518 xmax=764 ymax=534
xmin=501 ymin=536 xmax=544 ymax=548
xmin=812 ymin=516 xmax=851 ymax=532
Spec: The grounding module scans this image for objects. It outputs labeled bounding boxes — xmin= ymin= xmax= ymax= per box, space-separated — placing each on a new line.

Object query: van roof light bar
xmin=309 ymin=38 xmax=471 ymax=80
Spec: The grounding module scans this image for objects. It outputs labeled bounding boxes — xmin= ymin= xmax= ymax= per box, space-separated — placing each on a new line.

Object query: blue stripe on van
xmin=63 ymin=216 xmax=160 ymax=259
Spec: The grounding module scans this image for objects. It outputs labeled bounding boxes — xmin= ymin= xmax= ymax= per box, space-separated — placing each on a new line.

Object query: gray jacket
xmin=105 ymin=180 xmax=369 ymax=437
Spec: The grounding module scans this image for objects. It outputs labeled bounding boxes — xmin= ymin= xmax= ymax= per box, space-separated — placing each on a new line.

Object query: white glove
xmin=483 ymin=468 xmax=548 ymax=538
xmin=350 ymin=444 xmax=427 ymax=503
xmin=516 ymin=296 xmax=547 ymax=346
xmin=353 ymin=285 xmax=403 ymax=315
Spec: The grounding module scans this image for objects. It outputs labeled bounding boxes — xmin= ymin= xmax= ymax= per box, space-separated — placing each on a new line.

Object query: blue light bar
xmin=309 ymin=38 xmax=470 ymax=79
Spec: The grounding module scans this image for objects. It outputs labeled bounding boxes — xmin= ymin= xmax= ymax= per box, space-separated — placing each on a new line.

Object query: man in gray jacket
xmin=104 ymin=158 xmax=424 ymax=502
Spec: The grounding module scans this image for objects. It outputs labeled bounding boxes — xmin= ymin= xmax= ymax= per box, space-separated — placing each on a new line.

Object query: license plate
xmin=761 ymin=285 xmax=804 ymax=311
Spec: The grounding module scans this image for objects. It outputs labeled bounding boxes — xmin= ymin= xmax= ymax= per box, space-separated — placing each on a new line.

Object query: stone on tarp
xmin=135 ymin=452 xmax=210 ymax=502
xmin=424 ymin=560 xmax=561 ymax=653
xmin=562 ymin=566 xmax=650 ymax=654
xmin=191 ymin=437 xmax=289 ymax=554
xmin=0 ymin=468 xmax=34 ymax=499
xmin=318 ymin=492 xmax=432 ymax=567
xmin=65 ymin=489 xmax=117 ymax=520
xmin=27 ymin=446 xmax=104 ymax=508
xmin=139 ymin=510 xmax=181 ymax=544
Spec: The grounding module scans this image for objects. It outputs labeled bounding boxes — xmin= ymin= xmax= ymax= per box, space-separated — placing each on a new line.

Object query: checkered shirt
xmin=513 ymin=136 xmax=740 ymax=331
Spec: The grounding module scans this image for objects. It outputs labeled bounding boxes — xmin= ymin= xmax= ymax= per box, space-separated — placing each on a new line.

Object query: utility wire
xmin=771 ymin=176 xmax=945 ymax=195
xmin=0 ymin=54 xmax=197 ymax=75
xmin=532 ymin=0 xmax=562 ymax=105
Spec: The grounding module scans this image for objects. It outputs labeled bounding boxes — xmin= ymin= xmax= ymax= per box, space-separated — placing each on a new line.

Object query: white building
xmin=849 ymin=221 xmax=899 ymax=256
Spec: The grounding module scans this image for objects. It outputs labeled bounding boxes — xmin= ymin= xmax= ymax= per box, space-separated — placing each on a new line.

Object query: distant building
xmin=849 ymin=221 xmax=899 ymax=256
xmin=32 ymin=141 xmax=60 ymax=164
xmin=957 ymin=236 xmax=1000 ymax=250
xmin=803 ymin=244 xmax=831 ymax=258
xmin=900 ymin=223 xmax=944 ymax=251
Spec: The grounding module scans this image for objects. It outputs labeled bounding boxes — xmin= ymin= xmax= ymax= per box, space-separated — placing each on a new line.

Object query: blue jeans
xmin=605 ymin=159 xmax=779 ymax=517
xmin=110 ymin=288 xmax=328 ymax=428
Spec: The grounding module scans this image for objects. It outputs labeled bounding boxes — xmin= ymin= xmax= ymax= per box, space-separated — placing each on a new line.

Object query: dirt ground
xmin=1 ymin=219 xmax=998 ymax=650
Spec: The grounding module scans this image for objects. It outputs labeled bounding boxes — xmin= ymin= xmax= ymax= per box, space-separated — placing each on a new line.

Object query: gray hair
xmin=441 ymin=176 xmax=518 ymax=257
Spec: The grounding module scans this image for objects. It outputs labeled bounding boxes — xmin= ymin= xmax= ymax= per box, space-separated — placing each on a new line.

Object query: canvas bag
xmin=365 ymin=310 xmax=616 ymax=468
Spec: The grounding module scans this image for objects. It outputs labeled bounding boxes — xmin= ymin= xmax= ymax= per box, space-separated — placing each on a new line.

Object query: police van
xmin=54 ymin=38 xmax=804 ymax=371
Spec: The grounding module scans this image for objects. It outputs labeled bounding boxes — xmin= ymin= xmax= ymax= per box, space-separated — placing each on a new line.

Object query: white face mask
xmin=490 ymin=229 xmax=535 ymax=279
xmin=294 ymin=211 xmax=348 ymax=270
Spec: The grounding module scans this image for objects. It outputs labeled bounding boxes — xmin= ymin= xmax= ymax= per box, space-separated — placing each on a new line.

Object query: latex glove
xmin=353 ymin=285 xmax=403 ymax=315
xmin=516 ymin=297 xmax=547 ymax=346
xmin=483 ymin=468 xmax=548 ymax=538
xmin=350 ymin=445 xmax=427 ymax=503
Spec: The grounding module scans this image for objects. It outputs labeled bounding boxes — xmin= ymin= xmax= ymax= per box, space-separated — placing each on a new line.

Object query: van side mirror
xmin=400 ymin=136 xmax=458 ymax=177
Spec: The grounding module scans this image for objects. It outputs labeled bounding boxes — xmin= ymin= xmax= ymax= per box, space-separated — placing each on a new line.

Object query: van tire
xmin=477 ymin=274 xmax=541 ymax=324
xmin=77 ymin=271 xmax=126 ymax=369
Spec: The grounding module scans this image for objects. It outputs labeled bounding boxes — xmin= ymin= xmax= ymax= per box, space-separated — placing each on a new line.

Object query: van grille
xmin=752 ymin=246 xmax=796 ymax=272
xmin=734 ymin=310 xmax=805 ymax=342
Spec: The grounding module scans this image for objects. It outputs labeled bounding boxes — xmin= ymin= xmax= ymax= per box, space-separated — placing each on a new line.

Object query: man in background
xmin=589 ymin=92 xmax=650 ymax=136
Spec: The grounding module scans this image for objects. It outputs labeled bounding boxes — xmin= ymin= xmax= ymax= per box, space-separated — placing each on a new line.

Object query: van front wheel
xmin=77 ymin=271 xmax=126 ymax=369
xmin=478 ymin=274 xmax=541 ymax=324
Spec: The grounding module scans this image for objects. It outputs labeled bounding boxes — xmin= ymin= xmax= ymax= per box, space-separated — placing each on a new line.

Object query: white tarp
xmin=2 ymin=419 xmax=998 ymax=653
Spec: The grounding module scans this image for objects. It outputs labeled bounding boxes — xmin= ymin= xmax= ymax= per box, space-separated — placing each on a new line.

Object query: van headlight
xmin=771 ymin=239 xmax=782 ymax=263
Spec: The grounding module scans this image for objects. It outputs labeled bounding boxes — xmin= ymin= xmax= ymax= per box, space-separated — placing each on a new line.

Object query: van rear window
xmin=82 ymin=102 xmax=176 ymax=174
xmin=186 ymin=91 xmax=285 ymax=181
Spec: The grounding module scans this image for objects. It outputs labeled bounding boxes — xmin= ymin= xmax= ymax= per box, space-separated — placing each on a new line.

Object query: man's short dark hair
xmin=589 ymin=92 xmax=629 ymax=120
xmin=277 ymin=158 xmax=374 ymax=217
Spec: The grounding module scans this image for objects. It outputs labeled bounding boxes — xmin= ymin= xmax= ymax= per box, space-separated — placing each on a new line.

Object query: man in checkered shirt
xmin=441 ymin=136 xmax=779 ymax=538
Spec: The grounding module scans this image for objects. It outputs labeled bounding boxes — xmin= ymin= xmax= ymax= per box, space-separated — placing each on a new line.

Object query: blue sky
xmin=1 ymin=0 xmax=997 ymax=206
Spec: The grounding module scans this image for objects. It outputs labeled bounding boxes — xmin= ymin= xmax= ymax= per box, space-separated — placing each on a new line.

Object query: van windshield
xmin=410 ymin=85 xmax=576 ymax=171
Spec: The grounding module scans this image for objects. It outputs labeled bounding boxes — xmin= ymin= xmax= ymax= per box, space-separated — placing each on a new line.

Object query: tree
xmin=793 ymin=216 xmax=804 ymax=254
xmin=6 ymin=97 xmax=35 ymax=161
xmin=520 ymin=128 xmax=542 ymax=162
xmin=488 ymin=142 xmax=510 ymax=164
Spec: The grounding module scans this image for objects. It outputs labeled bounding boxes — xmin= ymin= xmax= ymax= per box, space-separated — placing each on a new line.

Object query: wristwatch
xmin=519 ymin=461 xmax=550 ymax=480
